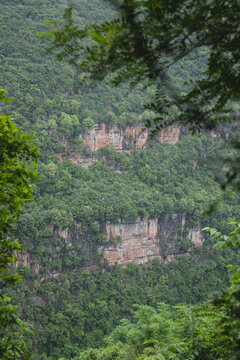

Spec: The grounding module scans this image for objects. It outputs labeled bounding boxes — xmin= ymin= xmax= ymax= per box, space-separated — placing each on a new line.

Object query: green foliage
xmin=203 ymin=223 xmax=240 ymax=358
xmin=0 ymin=109 xmax=38 ymax=237
xmin=0 ymin=295 xmax=32 ymax=360
xmin=0 ymin=92 xmax=38 ymax=359
xmin=0 ymin=92 xmax=38 ymax=283
xmin=50 ymin=1 xmax=240 ymax=128
xmin=11 ymin=240 xmax=239 ymax=359
xmin=1 ymin=1 xmax=240 ymax=359
xmin=59 ymin=113 xmax=80 ymax=139
xmin=10 ymin=131 xmax=240 ymax=358
xmin=70 ymin=222 xmax=240 ymax=360
xmin=82 ymin=116 xmax=94 ymax=132
xmin=49 ymin=0 xmax=240 ymax=188
xmin=72 ymin=299 xmax=237 ymax=360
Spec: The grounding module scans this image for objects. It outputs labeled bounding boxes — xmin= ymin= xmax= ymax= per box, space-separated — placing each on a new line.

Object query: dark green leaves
xmin=49 ymin=0 xmax=240 ymax=131
xmin=0 ymin=93 xmax=38 ymax=359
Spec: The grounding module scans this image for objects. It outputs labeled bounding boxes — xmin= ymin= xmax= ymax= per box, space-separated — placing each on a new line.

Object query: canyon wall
xmin=84 ymin=123 xmax=181 ymax=152
xmin=103 ymin=218 xmax=160 ymax=265
xmin=53 ymin=214 xmax=203 ymax=267
xmin=23 ymin=123 xmax=209 ymax=272
xmin=103 ymin=215 xmax=203 ymax=265
xmin=15 ymin=214 xmax=203 ymax=275
xmin=58 ymin=123 xmax=182 ymax=166
xmin=58 ymin=122 xmax=231 ymax=167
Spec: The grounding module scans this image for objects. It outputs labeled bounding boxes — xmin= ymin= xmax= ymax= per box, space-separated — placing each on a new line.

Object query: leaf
xmin=88 ymin=28 xmax=106 ymax=44
xmin=229 ymin=227 xmax=240 ymax=234
xmin=202 ymin=227 xmax=211 ymax=232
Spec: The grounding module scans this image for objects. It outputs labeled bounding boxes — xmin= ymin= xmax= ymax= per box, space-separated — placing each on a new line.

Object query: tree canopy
xmin=1 ymin=1 xmax=240 ymax=358
xmin=0 ymin=90 xmax=38 ymax=359
xmin=49 ymin=0 xmax=240 ymax=131
xmin=48 ymin=0 xmax=240 ymax=189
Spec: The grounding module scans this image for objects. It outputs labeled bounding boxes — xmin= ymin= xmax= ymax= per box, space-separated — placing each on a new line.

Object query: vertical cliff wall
xmin=102 ymin=215 xmax=203 ymax=265
xmin=84 ymin=123 xmax=181 ymax=152
xmin=103 ymin=218 xmax=159 ymax=265
xmin=15 ymin=214 xmax=203 ymax=273
xmin=58 ymin=124 xmax=182 ymax=166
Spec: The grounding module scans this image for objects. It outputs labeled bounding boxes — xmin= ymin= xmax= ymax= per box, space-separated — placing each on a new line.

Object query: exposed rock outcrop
xmin=58 ymin=122 xmax=233 ymax=166
xmin=85 ymin=123 xmax=181 ymax=151
xmin=15 ymin=214 xmax=204 ymax=273
xmin=103 ymin=218 xmax=160 ymax=265
xmin=102 ymin=215 xmax=203 ymax=265
xmin=58 ymin=123 xmax=182 ymax=165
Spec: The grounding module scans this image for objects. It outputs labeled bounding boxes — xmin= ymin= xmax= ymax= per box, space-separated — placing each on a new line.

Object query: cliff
xmin=19 ymin=123 xmax=215 ymax=273
xmin=84 ymin=123 xmax=181 ymax=151
xmin=103 ymin=215 xmax=203 ymax=265
xmin=15 ymin=214 xmax=203 ymax=275
xmin=58 ymin=122 xmax=231 ymax=168
xmin=58 ymin=123 xmax=182 ymax=166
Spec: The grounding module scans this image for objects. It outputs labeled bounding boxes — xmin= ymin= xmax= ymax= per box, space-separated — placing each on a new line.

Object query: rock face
xmin=58 ymin=123 xmax=182 ymax=165
xmin=28 ymin=122 xmax=207 ymax=270
xmin=58 ymin=122 xmax=232 ymax=166
xmin=15 ymin=253 xmax=40 ymax=274
xmin=102 ymin=215 xmax=203 ymax=265
xmin=188 ymin=227 xmax=203 ymax=247
xmin=158 ymin=126 xmax=182 ymax=145
xmin=15 ymin=215 xmax=204 ymax=274
xmin=51 ymin=214 xmax=203 ymax=266
xmin=104 ymin=218 xmax=159 ymax=265
xmin=85 ymin=123 xmax=181 ymax=152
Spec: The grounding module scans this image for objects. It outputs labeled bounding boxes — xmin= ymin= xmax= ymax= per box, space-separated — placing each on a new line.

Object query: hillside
xmin=1 ymin=1 xmax=240 ymax=359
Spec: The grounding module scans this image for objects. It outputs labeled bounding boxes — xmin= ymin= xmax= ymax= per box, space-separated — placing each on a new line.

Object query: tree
xmin=45 ymin=5 xmax=240 ymax=357
xmin=0 ymin=89 xmax=39 ymax=359
xmin=48 ymin=0 xmax=239 ymax=127
xmin=47 ymin=0 xmax=240 ymax=188
xmin=203 ymin=223 xmax=240 ymax=359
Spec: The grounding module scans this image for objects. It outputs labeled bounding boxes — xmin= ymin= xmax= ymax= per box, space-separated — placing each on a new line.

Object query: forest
xmin=0 ymin=0 xmax=240 ymax=359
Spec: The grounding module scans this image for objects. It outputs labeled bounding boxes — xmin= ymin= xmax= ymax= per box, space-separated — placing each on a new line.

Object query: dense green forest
xmin=9 ymin=241 xmax=238 ymax=359
xmin=0 ymin=1 xmax=240 ymax=359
